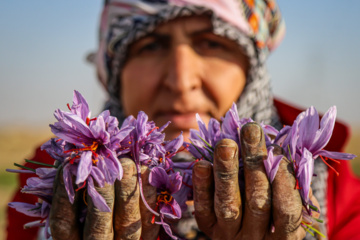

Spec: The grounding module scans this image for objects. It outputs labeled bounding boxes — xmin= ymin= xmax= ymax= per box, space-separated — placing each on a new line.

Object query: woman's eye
xmin=139 ymin=42 xmax=162 ymax=53
xmin=201 ymin=40 xmax=222 ymax=49
xmin=195 ymin=39 xmax=227 ymax=54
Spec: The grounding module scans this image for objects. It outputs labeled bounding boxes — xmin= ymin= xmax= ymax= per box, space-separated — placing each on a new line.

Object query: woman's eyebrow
xmin=187 ymin=27 xmax=214 ymax=37
xmin=143 ymin=32 xmax=170 ymax=41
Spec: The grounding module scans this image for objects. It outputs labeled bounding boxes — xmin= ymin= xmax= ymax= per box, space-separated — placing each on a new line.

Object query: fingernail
xmin=194 ymin=164 xmax=211 ymax=178
xmin=216 ymin=145 xmax=237 ymax=161
xmin=241 ymin=123 xmax=262 ymax=145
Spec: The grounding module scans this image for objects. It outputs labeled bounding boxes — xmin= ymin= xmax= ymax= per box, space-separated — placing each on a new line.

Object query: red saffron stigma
xmin=76 ymin=181 xmax=87 ymax=191
xmin=67 ymin=103 xmax=71 ymax=110
xmin=174 ymin=145 xmax=188 ymax=155
xmin=86 ymin=117 xmax=97 ymax=126
xmin=186 ymin=159 xmax=200 ymax=169
xmin=294 ymin=178 xmax=302 ymax=190
xmin=320 ymin=155 xmax=339 ymax=176
xmin=147 ymin=127 xmax=159 ymax=136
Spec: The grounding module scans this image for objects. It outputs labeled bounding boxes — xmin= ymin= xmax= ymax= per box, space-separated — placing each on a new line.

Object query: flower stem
xmin=302 ymin=222 xmax=325 ymax=238
xmin=309 ymin=204 xmax=319 ymax=212
xmin=13 ymin=163 xmax=35 ymax=172
xmin=25 ymin=159 xmax=57 ymax=168
xmin=136 ymin=163 xmax=159 ymax=217
xmin=312 ymin=217 xmax=323 ymax=223
xmin=196 ymin=134 xmax=214 ymax=151
xmin=189 ymin=140 xmax=212 ymax=163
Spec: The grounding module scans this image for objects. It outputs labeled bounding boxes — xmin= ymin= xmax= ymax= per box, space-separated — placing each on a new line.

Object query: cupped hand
xmin=49 ymin=158 xmax=160 ymax=240
xmin=192 ymin=122 xmax=320 ymax=239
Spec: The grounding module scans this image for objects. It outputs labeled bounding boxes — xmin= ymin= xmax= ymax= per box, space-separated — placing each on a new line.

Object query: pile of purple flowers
xmin=7 ymin=91 xmax=192 ymax=239
xmin=7 ymin=91 xmax=356 ymax=239
xmin=187 ymin=103 xmax=356 ymax=237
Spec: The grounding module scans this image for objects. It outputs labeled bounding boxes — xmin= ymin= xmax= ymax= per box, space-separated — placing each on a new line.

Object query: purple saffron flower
xmin=117 ymin=111 xmax=185 ymax=227
xmin=21 ymin=167 xmax=57 ymax=203
xmin=221 ymin=103 xmax=253 ymax=143
xmin=8 ymin=201 xmax=50 ymax=219
xmin=187 ymin=114 xmax=221 ymax=162
xmin=264 ymin=147 xmax=283 ymax=183
xmin=45 ymin=90 xmax=134 ymax=212
xmin=8 ymin=201 xmax=52 ymax=237
xmin=149 ymin=167 xmax=182 ymax=219
xmin=118 ymin=112 xmax=168 ymax=166
xmin=274 ymin=106 xmax=356 ymax=207
xmin=149 ymin=167 xmax=183 ymax=239
xmin=280 ymin=106 xmax=356 ymax=162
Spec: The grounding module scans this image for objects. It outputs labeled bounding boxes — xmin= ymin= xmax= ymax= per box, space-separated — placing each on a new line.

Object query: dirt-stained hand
xmin=49 ymin=158 xmax=160 ymax=240
xmin=192 ymin=122 xmax=319 ymax=240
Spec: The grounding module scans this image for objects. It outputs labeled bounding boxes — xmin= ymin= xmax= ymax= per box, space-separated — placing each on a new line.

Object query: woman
xmin=7 ymin=0 xmax=360 ymax=239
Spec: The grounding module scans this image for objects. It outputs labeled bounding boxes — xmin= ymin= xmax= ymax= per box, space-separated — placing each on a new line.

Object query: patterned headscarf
xmin=95 ymin=0 xmax=285 ymax=129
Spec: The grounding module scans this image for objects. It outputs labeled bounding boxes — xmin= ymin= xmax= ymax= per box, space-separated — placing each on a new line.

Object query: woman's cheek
xmin=121 ymin=61 xmax=161 ymax=116
xmin=202 ymin=59 xmax=246 ymax=115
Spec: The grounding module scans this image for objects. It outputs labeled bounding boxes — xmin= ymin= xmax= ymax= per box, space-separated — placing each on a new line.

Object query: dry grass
xmin=0 ymin=125 xmax=359 ymax=239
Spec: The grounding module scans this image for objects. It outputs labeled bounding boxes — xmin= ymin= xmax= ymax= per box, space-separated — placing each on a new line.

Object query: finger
xmin=49 ymin=166 xmax=81 ymax=240
xmin=114 ymin=158 xmax=141 ymax=240
xmin=213 ymin=139 xmax=241 ymax=238
xmin=140 ymin=165 xmax=160 ymax=240
xmin=271 ymin=145 xmax=303 ymax=239
xmin=192 ymin=160 xmax=216 ymax=236
xmin=240 ymin=122 xmax=271 ymax=239
xmin=84 ymin=181 xmax=114 ymax=240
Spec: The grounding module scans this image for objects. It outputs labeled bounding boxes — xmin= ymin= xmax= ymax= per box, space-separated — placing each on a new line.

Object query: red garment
xmin=6 ymin=99 xmax=360 ymax=240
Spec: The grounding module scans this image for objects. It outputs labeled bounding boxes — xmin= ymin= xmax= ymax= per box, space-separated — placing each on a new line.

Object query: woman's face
xmin=121 ymin=16 xmax=249 ymax=141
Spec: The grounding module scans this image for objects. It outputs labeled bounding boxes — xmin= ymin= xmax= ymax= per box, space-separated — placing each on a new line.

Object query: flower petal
xmin=311 ymin=106 xmax=336 ymax=153
xmin=76 ymin=151 xmax=93 ymax=185
xmin=87 ymin=178 xmax=111 ymax=212
xmin=316 ymin=149 xmax=356 ymax=160
xmin=149 ymin=167 xmax=168 ymax=189
xmin=160 ymin=198 xmax=182 ymax=219
xmin=72 ymin=90 xmax=90 ymax=121
xmin=297 ymin=148 xmax=314 ymax=204
xmin=298 ymin=106 xmax=319 ymax=150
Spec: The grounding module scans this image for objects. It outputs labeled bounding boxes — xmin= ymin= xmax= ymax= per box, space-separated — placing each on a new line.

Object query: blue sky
xmin=1 ymin=0 xmax=360 ymax=127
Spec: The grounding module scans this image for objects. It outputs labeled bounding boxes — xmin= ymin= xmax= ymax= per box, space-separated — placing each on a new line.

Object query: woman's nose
xmin=163 ymin=44 xmax=202 ymax=94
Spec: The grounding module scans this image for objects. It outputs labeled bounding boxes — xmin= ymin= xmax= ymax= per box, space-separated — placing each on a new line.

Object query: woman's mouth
xmin=154 ymin=112 xmax=210 ymax=131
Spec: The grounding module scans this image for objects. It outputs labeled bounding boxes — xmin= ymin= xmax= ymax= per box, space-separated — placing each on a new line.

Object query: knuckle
xmin=275 ymin=201 xmax=302 ymax=232
xmin=247 ymin=192 xmax=271 ymax=215
xmin=216 ymin=170 xmax=238 ymax=181
xmin=194 ymin=200 xmax=213 ymax=215
xmin=215 ymin=204 xmax=240 ymax=221
xmin=244 ymin=155 xmax=267 ymax=169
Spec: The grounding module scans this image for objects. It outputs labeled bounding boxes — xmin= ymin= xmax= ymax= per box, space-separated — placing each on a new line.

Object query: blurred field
xmin=0 ymin=125 xmax=359 ymax=239
xmin=0 ymin=126 xmax=53 ymax=240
